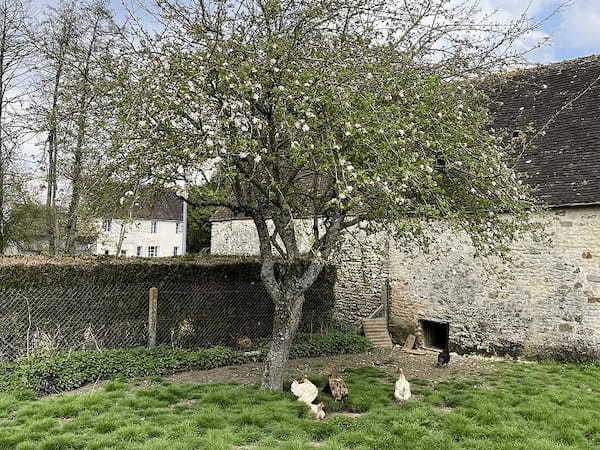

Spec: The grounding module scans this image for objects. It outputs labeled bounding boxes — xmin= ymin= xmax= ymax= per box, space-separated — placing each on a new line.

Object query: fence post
xmin=148 ymin=287 xmax=158 ymax=348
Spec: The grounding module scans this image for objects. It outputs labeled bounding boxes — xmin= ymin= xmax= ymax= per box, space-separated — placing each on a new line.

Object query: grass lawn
xmin=0 ymin=362 xmax=599 ymax=449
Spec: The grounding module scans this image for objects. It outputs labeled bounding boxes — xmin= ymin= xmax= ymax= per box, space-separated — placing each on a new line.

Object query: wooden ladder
xmin=362 ymin=318 xmax=393 ymax=349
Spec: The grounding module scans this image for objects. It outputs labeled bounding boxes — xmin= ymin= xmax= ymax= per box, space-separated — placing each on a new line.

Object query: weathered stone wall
xmin=212 ymin=207 xmax=600 ymax=359
xmin=210 ymin=219 xmax=387 ymax=326
xmin=389 ymin=207 xmax=600 ymax=359
xmin=211 ymin=219 xmax=263 ymax=256
xmin=331 ymin=230 xmax=388 ymax=326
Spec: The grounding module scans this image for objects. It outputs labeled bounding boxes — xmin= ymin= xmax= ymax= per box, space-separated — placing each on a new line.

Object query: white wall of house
xmin=95 ymin=218 xmax=186 ymax=257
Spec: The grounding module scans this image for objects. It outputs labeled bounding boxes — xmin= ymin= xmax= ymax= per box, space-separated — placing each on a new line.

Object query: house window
xmin=148 ymin=246 xmax=159 ymax=257
xmin=173 ymin=246 xmax=179 ymax=256
xmin=136 ymin=246 xmax=143 ymax=257
xmin=150 ymin=220 xmax=158 ymax=233
xmin=120 ymin=250 xmax=127 ymax=257
xmin=102 ymin=218 xmax=112 ymax=232
xmin=176 ymin=222 xmax=182 ymax=234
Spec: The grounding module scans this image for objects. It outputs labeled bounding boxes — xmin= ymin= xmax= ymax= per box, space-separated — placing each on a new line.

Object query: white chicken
xmin=291 ymin=376 xmax=319 ymax=404
xmin=309 ymin=401 xmax=326 ymax=420
xmin=394 ymin=368 xmax=411 ymax=402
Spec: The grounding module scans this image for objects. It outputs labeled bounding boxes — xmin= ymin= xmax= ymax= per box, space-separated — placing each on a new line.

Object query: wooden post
xmin=148 ymin=287 xmax=158 ymax=348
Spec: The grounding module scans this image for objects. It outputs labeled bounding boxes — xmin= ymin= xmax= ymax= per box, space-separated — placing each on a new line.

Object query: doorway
xmin=419 ymin=320 xmax=449 ymax=350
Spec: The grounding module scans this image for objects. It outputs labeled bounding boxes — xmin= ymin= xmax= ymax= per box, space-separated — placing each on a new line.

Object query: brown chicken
xmin=327 ymin=366 xmax=348 ymax=401
xmin=237 ymin=336 xmax=253 ymax=350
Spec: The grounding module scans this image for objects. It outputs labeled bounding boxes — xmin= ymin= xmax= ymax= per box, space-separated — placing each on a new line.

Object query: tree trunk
xmin=0 ymin=8 xmax=6 ymax=254
xmin=64 ymin=14 xmax=100 ymax=253
xmin=63 ymin=113 xmax=85 ymax=253
xmin=261 ymin=289 xmax=305 ymax=390
xmin=115 ymin=222 xmax=126 ymax=256
xmin=253 ymin=213 xmax=334 ymax=391
xmin=46 ymin=63 xmax=63 ymax=256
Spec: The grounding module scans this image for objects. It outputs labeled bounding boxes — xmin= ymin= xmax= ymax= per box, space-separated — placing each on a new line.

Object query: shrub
xmin=527 ymin=341 xmax=600 ymax=363
xmin=289 ymin=331 xmax=370 ymax=359
xmin=0 ymin=331 xmax=369 ymax=395
xmin=0 ymin=257 xmax=336 ymax=358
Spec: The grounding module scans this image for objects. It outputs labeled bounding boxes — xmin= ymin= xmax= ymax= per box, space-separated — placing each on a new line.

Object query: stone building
xmin=210 ymin=56 xmax=600 ymax=359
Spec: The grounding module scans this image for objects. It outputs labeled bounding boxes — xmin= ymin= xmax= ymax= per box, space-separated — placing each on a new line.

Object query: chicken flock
xmin=292 ymin=348 xmax=451 ymax=420
xmin=291 ymin=364 xmax=413 ymax=420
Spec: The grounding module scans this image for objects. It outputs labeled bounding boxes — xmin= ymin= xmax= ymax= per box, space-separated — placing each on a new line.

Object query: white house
xmin=95 ymin=191 xmax=187 ymax=257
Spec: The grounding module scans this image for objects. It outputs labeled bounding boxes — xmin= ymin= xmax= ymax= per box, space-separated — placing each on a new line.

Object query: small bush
xmin=289 ymin=331 xmax=370 ymax=359
xmin=527 ymin=341 xmax=600 ymax=363
xmin=0 ymin=331 xmax=369 ymax=395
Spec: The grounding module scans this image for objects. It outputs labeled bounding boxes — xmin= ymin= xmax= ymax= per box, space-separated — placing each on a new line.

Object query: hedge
xmin=0 ymin=256 xmax=336 ymax=359
xmin=0 ymin=331 xmax=370 ymax=395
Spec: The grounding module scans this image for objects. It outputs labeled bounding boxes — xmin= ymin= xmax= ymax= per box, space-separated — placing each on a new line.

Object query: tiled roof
xmin=134 ymin=191 xmax=184 ymax=221
xmin=211 ymin=55 xmax=600 ymax=221
xmin=491 ymin=55 xmax=600 ymax=206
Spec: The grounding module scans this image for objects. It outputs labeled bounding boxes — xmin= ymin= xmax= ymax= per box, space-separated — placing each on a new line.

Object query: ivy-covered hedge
xmin=0 ymin=331 xmax=369 ymax=395
xmin=0 ymin=256 xmax=336 ymax=359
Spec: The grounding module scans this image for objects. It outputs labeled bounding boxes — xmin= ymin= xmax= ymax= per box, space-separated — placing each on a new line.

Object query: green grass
xmin=0 ymin=362 xmax=599 ymax=449
xmin=0 ymin=332 xmax=369 ymax=395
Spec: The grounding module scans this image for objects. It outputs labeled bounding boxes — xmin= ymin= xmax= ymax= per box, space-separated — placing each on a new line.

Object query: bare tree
xmin=64 ymin=2 xmax=117 ymax=253
xmin=29 ymin=2 xmax=80 ymax=255
xmin=26 ymin=0 xmax=120 ymax=254
xmin=0 ymin=0 xmax=30 ymax=253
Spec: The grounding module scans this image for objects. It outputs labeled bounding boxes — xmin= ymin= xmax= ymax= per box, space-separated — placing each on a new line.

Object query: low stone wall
xmin=388 ymin=207 xmax=600 ymax=360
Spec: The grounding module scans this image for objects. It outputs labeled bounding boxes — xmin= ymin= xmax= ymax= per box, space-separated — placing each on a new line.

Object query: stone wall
xmin=211 ymin=207 xmax=600 ymax=359
xmin=210 ymin=219 xmax=388 ymax=327
xmin=389 ymin=207 xmax=600 ymax=360
xmin=331 ymin=230 xmax=388 ymax=326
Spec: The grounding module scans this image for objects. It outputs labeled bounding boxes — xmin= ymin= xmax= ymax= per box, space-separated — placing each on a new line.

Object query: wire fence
xmin=0 ymin=276 xmax=335 ymax=362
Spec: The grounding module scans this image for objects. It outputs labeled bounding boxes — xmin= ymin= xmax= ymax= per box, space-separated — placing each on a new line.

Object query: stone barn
xmin=210 ymin=55 xmax=600 ymax=360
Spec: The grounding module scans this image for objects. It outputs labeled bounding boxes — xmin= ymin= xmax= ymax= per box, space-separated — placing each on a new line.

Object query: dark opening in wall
xmin=419 ymin=320 xmax=449 ymax=350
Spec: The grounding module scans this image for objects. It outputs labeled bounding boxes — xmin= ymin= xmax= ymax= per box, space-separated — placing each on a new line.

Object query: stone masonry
xmin=211 ymin=206 xmax=600 ymax=359
xmin=388 ymin=207 xmax=600 ymax=359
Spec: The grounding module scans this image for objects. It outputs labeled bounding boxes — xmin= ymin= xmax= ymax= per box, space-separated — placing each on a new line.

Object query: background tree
xmin=63 ymin=1 xmax=118 ymax=253
xmin=110 ymin=0 xmax=549 ymax=390
xmin=186 ymin=180 xmax=229 ymax=253
xmin=0 ymin=0 xmax=30 ymax=254
xmin=27 ymin=0 xmax=121 ymax=254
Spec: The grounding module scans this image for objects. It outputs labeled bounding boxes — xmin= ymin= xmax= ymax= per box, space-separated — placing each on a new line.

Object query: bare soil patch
xmin=165 ymin=347 xmax=495 ymax=386
xmin=59 ymin=347 xmax=497 ymax=396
